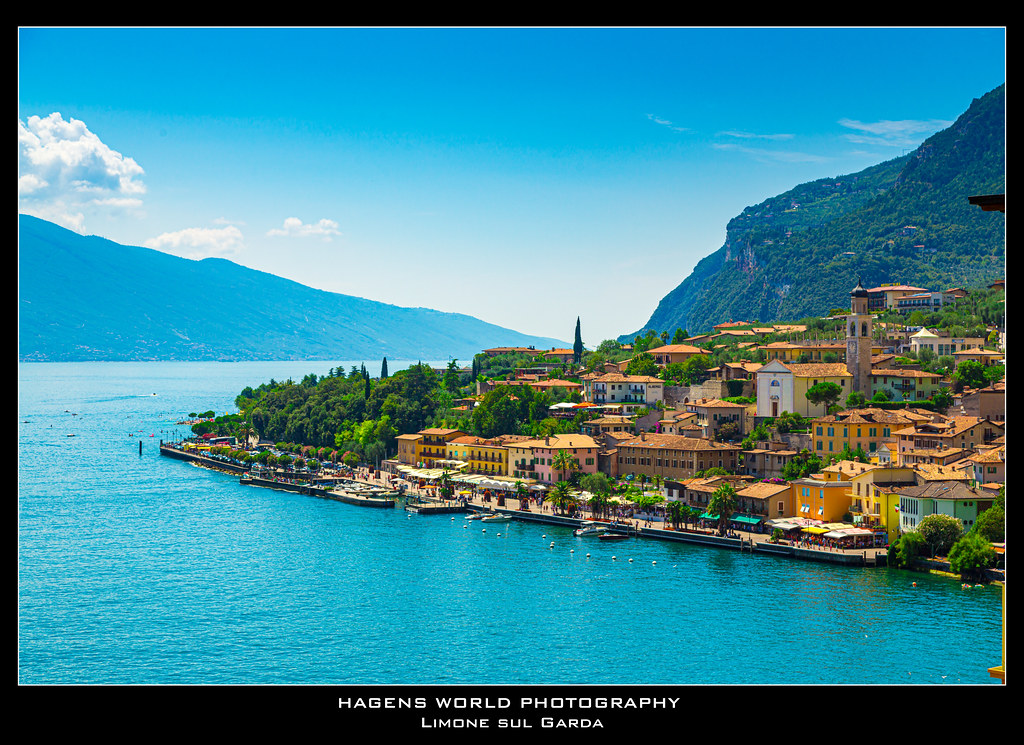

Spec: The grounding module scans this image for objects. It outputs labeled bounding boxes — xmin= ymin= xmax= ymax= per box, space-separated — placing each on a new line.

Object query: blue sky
xmin=18 ymin=27 xmax=1006 ymax=346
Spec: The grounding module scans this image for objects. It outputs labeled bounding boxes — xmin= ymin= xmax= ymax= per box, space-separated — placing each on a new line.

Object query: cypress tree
xmin=381 ymin=357 xmax=388 ymax=378
xmin=573 ymin=316 xmax=583 ymax=364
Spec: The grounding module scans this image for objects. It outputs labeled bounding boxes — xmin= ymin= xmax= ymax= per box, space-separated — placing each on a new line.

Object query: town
xmin=169 ymin=271 xmax=1005 ymax=598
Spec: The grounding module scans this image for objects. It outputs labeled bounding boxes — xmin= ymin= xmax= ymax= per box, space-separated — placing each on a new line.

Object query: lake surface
xmin=18 ymin=361 xmax=1004 ymax=685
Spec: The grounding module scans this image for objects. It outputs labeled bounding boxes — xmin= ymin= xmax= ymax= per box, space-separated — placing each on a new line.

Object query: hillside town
xmin=378 ymin=276 xmax=1005 ymax=568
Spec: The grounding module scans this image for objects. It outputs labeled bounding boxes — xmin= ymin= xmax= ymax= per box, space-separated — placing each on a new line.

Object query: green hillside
xmin=622 ymin=84 xmax=1005 ymax=340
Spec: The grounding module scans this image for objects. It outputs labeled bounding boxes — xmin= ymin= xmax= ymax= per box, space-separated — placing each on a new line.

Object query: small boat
xmin=466 ymin=512 xmax=488 ymax=521
xmin=481 ymin=513 xmax=512 ymax=522
xmin=574 ymin=521 xmax=608 ymax=537
xmin=598 ymin=532 xmax=630 ymax=541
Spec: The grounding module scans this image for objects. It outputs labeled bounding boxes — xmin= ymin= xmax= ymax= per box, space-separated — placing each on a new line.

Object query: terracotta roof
xmin=737 ymin=482 xmax=791 ymax=498
xmin=779 ymin=363 xmax=852 ymax=378
xmin=645 ymin=344 xmax=704 ymax=355
xmin=619 ymin=433 xmax=741 ymax=451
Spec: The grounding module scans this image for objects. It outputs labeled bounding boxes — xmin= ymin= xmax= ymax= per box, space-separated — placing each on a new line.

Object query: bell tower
xmin=846 ymin=278 xmax=872 ymax=395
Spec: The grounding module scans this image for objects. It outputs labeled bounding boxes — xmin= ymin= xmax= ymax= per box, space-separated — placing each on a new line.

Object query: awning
xmin=802 ymin=526 xmax=830 ymax=535
xmin=730 ymin=514 xmax=762 ymax=525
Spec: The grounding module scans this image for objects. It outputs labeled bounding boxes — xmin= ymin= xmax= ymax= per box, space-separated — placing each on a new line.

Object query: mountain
xmin=18 ymin=215 xmax=567 ymax=362
xmin=621 ymin=84 xmax=1006 ymax=341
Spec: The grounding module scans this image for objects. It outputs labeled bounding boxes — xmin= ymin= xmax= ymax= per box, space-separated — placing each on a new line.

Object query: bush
xmin=918 ymin=514 xmax=964 ymax=557
xmin=947 ymin=533 xmax=997 ymax=580
xmin=893 ymin=531 xmax=926 ymax=568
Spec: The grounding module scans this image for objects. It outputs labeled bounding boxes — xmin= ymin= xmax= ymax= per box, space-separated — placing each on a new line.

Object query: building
xmin=756 ymin=360 xmax=852 ymax=418
xmin=735 ymin=480 xmax=793 ymax=521
xmin=894 ymin=416 xmax=1004 ymax=465
xmin=645 ymin=344 xmax=704 ymax=366
xmin=866 ymin=284 xmax=930 ymax=312
xmin=893 ymin=480 xmax=996 ymax=534
xmin=616 ymin=433 xmax=742 ymax=481
xmin=869 ymin=368 xmax=944 ymax=402
xmin=507 ymin=434 xmax=599 ymax=484
xmin=741 ymin=442 xmax=799 ymax=479
xmin=445 ymin=435 xmax=510 ymax=476
xmin=811 ymin=407 xmax=930 ymax=459
xmin=584 ymin=373 xmax=664 ymax=409
xmin=684 ymin=398 xmax=748 ymax=440
xmin=958 ymin=381 xmax=1005 ymax=421
xmin=847 ymin=278 xmax=873 ymax=396
xmin=790 ymin=478 xmax=854 ymax=522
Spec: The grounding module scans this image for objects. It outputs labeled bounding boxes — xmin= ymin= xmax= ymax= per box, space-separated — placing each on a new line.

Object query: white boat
xmin=574 ymin=521 xmax=609 ymax=537
xmin=481 ymin=513 xmax=513 ymax=522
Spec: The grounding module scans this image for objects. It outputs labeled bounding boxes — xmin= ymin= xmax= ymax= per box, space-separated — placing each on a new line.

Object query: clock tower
xmin=846 ymin=278 xmax=872 ymax=395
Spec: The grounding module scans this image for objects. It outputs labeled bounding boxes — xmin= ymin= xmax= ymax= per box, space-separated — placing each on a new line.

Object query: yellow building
xmin=445 ymin=435 xmax=509 ymax=476
xmin=811 ymin=408 xmax=929 ymax=459
xmin=790 ymin=477 xmax=853 ymax=522
xmin=845 ymin=465 xmax=917 ymax=546
xmin=402 ymin=428 xmax=468 ymax=467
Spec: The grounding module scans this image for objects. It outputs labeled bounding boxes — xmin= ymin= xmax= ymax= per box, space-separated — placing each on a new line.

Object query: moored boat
xmin=574 ymin=521 xmax=608 ymax=537
xmin=481 ymin=513 xmax=513 ymax=522
xmin=598 ymin=531 xmax=630 ymax=541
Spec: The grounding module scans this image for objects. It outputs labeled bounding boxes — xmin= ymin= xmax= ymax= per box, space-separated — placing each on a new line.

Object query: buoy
xmin=628 ymin=558 xmax=633 ymax=562
xmin=652 ymin=561 xmax=657 ymax=565
xmin=570 ymin=549 xmax=574 ymax=553
xmin=612 ymin=556 xmax=617 ymax=560
xmin=586 ymin=553 xmax=591 ymax=558
xmin=912 ymin=582 xmax=917 ymax=587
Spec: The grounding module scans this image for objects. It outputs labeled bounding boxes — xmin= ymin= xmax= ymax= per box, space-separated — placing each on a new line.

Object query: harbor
xmin=160 ymin=440 xmax=888 ymax=568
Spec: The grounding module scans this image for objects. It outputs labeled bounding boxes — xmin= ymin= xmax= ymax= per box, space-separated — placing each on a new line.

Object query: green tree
xmin=953 ymin=359 xmax=987 ymax=391
xmin=972 ymin=489 xmax=1005 ymax=542
xmin=917 ymin=513 xmax=964 ymax=557
xmin=845 ymin=391 xmax=868 ymax=409
xmin=671 ymin=327 xmax=689 ymax=343
xmin=551 ymin=448 xmax=577 ymax=483
xmin=380 ymin=357 xmax=388 ymax=379
xmin=706 ymin=483 xmax=737 ymax=536
xmin=892 ymin=530 xmax=927 ymax=568
xmin=947 ymin=533 xmax=997 ymax=581
xmin=573 ymin=317 xmax=583 ymax=365
xmin=547 ymin=480 xmax=575 ymax=515
xmin=625 ymin=352 xmax=658 ymax=377
xmin=805 ymin=381 xmax=843 ymax=411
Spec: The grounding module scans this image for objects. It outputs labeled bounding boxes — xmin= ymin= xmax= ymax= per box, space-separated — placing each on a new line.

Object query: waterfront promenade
xmin=351 ymin=466 xmax=891 ymax=567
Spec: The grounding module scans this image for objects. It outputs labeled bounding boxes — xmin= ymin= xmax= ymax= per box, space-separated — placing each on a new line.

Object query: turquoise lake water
xmin=18 ymin=361 xmax=1004 ymax=685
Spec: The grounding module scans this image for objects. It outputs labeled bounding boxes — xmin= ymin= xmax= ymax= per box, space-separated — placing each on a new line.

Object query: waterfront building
xmin=409 ymin=428 xmax=468 ymax=468
xmin=395 ymin=433 xmax=422 ymax=466
xmin=616 ymin=432 xmax=742 ymax=480
xmin=790 ymin=478 xmax=855 ymax=522
xmin=845 ymin=465 xmax=917 ymax=545
xmin=735 ymin=480 xmax=792 ymax=521
xmin=893 ymin=480 xmax=996 ymax=533
xmin=445 ymin=435 xmax=510 ymax=476
xmin=506 ymin=434 xmax=599 ymax=484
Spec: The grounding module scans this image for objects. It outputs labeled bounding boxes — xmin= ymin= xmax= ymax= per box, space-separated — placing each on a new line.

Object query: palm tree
xmin=548 ymin=480 xmax=574 ymax=515
xmin=707 ymin=483 xmax=738 ymax=536
xmin=551 ymin=448 xmax=576 ymax=483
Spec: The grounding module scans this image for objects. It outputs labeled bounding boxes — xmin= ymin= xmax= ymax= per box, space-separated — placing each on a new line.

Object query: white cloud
xmin=267 ymin=217 xmax=342 ymax=240
xmin=838 ymin=118 xmax=953 ymax=148
xmin=646 ymin=113 xmax=689 ymax=133
xmin=144 ymin=225 xmax=245 ymax=260
xmin=717 ymin=130 xmax=794 ymax=141
xmin=18 ymin=112 xmax=147 ymax=232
